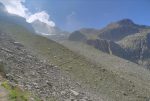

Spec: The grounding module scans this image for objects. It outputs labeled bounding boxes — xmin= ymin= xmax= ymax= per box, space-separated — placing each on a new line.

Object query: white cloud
xmin=27 ymin=11 xmax=55 ymax=27
xmin=0 ymin=0 xmax=55 ymax=27
xmin=0 ymin=0 xmax=29 ymax=18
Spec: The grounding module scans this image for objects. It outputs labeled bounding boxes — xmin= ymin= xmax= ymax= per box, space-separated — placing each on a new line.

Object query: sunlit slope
xmin=0 ymin=20 xmax=150 ymax=101
xmin=63 ymin=40 xmax=150 ymax=100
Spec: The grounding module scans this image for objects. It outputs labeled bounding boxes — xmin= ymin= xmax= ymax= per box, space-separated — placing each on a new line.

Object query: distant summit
xmin=116 ymin=19 xmax=135 ymax=26
xmin=98 ymin=19 xmax=141 ymax=41
xmin=69 ymin=19 xmax=146 ymax=42
xmin=107 ymin=19 xmax=136 ymax=28
xmin=68 ymin=18 xmax=150 ymax=69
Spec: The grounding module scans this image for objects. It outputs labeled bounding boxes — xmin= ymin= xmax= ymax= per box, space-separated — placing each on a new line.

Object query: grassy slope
xmin=62 ymin=41 xmax=150 ymax=100
xmin=0 ymin=20 xmax=150 ymax=101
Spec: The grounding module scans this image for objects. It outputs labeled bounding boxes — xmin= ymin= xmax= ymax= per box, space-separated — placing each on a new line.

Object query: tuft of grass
xmin=1 ymin=81 xmax=56 ymax=101
xmin=1 ymin=81 xmax=30 ymax=101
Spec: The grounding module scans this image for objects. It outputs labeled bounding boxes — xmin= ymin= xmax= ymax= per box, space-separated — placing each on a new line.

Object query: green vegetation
xmin=1 ymin=81 xmax=30 ymax=101
xmin=0 ymin=82 xmax=57 ymax=101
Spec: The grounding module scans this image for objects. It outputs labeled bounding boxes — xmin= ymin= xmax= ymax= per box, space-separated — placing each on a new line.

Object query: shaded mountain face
xmin=31 ymin=20 xmax=69 ymax=41
xmin=68 ymin=19 xmax=150 ymax=69
xmin=118 ymin=30 xmax=150 ymax=68
xmin=68 ymin=19 xmax=145 ymax=57
xmin=98 ymin=19 xmax=143 ymax=41
xmin=68 ymin=31 xmax=86 ymax=41
xmin=0 ymin=3 xmax=34 ymax=32
xmin=69 ymin=28 xmax=99 ymax=41
xmin=87 ymin=39 xmax=130 ymax=60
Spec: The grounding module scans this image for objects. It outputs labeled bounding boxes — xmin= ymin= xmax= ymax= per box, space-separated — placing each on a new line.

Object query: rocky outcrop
xmin=86 ymin=39 xmax=130 ymax=59
xmin=0 ymin=32 xmax=93 ymax=101
xmin=118 ymin=31 xmax=150 ymax=69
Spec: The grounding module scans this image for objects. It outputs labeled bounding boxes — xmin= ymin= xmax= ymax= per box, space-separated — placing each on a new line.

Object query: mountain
xmin=1 ymin=10 xmax=150 ymax=101
xmin=62 ymin=40 xmax=150 ymax=101
xmin=1 ymin=3 xmax=150 ymax=101
xmin=0 ymin=3 xmax=34 ymax=32
xmin=2 ymin=19 xmax=150 ymax=101
xmin=98 ymin=19 xmax=147 ymax=41
xmin=68 ymin=28 xmax=99 ymax=41
xmin=69 ymin=19 xmax=150 ymax=42
xmin=68 ymin=19 xmax=150 ymax=69
xmin=31 ymin=20 xmax=70 ymax=41
xmin=0 ymin=2 xmax=69 ymax=42
xmin=118 ymin=29 xmax=150 ymax=68
xmin=68 ymin=30 xmax=87 ymax=41
xmin=0 ymin=31 xmax=98 ymax=101
xmin=86 ymin=39 xmax=130 ymax=59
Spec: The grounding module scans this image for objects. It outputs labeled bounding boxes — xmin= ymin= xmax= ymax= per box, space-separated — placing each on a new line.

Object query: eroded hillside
xmin=0 ymin=32 xmax=98 ymax=101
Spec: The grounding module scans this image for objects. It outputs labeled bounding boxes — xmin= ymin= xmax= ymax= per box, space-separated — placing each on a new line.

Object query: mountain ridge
xmin=68 ymin=19 xmax=150 ymax=69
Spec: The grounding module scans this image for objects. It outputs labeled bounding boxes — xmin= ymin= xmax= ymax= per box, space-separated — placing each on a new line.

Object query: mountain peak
xmin=117 ymin=19 xmax=135 ymax=26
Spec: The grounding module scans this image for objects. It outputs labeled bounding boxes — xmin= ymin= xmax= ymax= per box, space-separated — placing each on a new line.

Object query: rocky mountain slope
xmin=86 ymin=39 xmax=130 ymax=59
xmin=2 ymin=14 xmax=150 ymax=100
xmin=62 ymin=40 xmax=150 ymax=101
xmin=68 ymin=19 xmax=150 ymax=69
xmin=1 ymin=2 xmax=150 ymax=101
xmin=8 ymin=22 xmax=150 ymax=101
xmin=118 ymin=29 xmax=150 ymax=68
xmin=0 ymin=31 xmax=96 ymax=101
xmin=98 ymin=19 xmax=148 ymax=41
xmin=69 ymin=19 xmax=149 ymax=42
xmin=68 ymin=31 xmax=87 ymax=41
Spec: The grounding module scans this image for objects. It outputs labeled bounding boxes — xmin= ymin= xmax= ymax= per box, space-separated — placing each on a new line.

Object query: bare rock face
xmin=86 ymin=39 xmax=130 ymax=60
xmin=118 ymin=31 xmax=150 ymax=69
xmin=0 ymin=32 xmax=93 ymax=101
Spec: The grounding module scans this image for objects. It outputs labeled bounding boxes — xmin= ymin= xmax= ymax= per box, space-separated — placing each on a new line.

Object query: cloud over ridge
xmin=27 ymin=11 xmax=55 ymax=27
xmin=0 ymin=0 xmax=55 ymax=27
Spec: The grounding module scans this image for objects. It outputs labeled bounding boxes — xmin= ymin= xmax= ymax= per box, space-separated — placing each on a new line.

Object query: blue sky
xmin=24 ymin=0 xmax=150 ymax=31
xmin=1 ymin=0 xmax=150 ymax=32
